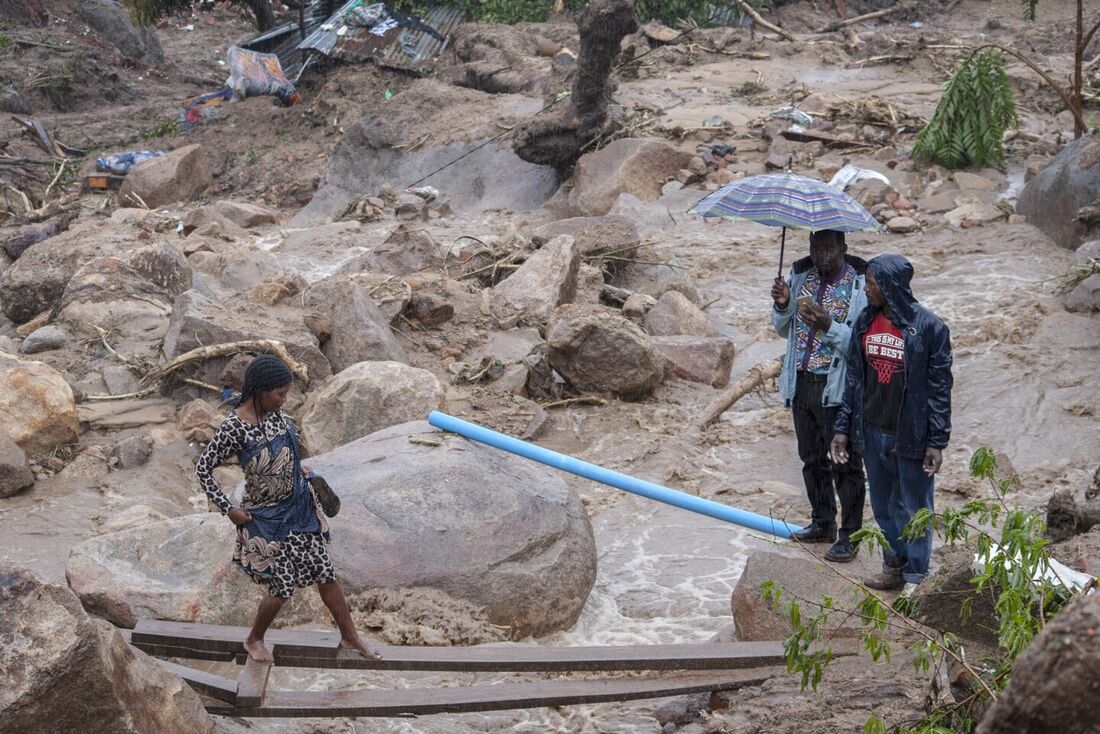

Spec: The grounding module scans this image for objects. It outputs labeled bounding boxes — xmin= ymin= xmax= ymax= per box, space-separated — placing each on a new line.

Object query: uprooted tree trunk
xmin=247 ymin=0 xmax=276 ymax=31
xmin=1046 ymin=468 xmax=1100 ymax=541
xmin=512 ymin=0 xmax=638 ymax=172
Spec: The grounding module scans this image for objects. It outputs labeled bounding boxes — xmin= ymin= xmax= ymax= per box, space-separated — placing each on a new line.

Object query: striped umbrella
xmin=688 ymin=171 xmax=883 ymax=276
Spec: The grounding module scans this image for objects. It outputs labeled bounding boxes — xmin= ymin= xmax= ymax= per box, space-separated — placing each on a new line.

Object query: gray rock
xmin=645 ymin=290 xmax=716 ymax=337
xmin=215 ymin=246 xmax=281 ymax=292
xmin=568 ymin=138 xmax=695 ymax=216
xmin=953 ymin=170 xmax=1002 ymax=191
xmin=0 ymin=219 xmax=147 ymax=324
xmin=489 ymin=235 xmax=579 ymax=327
xmin=2 ymin=213 xmax=75 ymax=260
xmin=304 ymin=273 xmax=408 ymax=371
xmin=364 ymin=224 xmax=440 ymax=275
xmin=57 ymin=242 xmax=191 ymax=356
xmin=0 ymin=429 xmax=34 ymax=498
xmin=0 ymin=564 xmax=214 ymax=733
xmin=473 ymin=327 xmax=544 ymax=364
xmin=293 ymin=80 xmax=558 ymax=225
xmin=111 ymin=434 xmax=154 ymax=469
xmin=622 ymin=292 xmax=657 ymax=318
xmin=976 ymin=592 xmax=1100 ymax=734
xmin=886 ymin=215 xmax=921 ymax=233
xmin=574 ymin=263 xmax=605 ymax=305
xmin=76 ymin=0 xmax=163 ymax=64
xmin=162 ymin=289 xmax=331 ymax=386
xmin=1065 ymin=273 xmax=1100 ymax=313
xmin=652 ymin=336 xmax=736 ymax=388
xmin=529 ymin=214 xmax=640 ymax=257
xmin=208 ymin=200 xmax=278 ymax=229
xmin=119 ymin=144 xmax=212 ymax=210
xmin=546 ymin=303 xmax=664 ymax=400
xmin=66 ymin=421 xmax=597 ymax=638
xmin=1076 ymin=239 xmax=1100 ymax=265
xmin=300 ymin=361 xmax=444 ymax=454
xmin=731 ymin=548 xmax=882 ymax=641
xmin=19 ymin=324 xmax=68 ymax=354
xmin=1017 ymin=135 xmax=1100 ymax=249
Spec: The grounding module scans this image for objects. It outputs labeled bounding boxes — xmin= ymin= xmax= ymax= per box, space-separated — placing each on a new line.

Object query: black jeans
xmin=792 ymin=372 xmax=866 ymax=539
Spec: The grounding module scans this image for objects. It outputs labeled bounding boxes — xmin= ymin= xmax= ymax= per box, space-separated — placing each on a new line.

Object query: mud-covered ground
xmin=0 ymin=0 xmax=1098 ymax=732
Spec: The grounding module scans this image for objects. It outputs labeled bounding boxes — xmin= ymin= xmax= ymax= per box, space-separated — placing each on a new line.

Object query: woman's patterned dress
xmin=195 ymin=410 xmax=333 ymax=598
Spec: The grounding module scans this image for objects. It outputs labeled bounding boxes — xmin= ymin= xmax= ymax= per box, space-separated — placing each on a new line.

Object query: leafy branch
xmin=762 ymin=446 xmax=1082 ymax=733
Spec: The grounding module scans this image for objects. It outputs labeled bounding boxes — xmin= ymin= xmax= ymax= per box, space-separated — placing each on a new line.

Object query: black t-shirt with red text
xmin=863 ymin=312 xmax=905 ymax=431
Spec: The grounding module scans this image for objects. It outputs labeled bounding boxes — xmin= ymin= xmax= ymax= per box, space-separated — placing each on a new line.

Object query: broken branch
xmin=697 ymin=359 xmax=782 ymax=427
xmin=138 ymin=339 xmax=310 ymax=389
xmin=735 ymin=0 xmax=794 ymax=41
xmin=816 ymin=3 xmax=910 ymax=32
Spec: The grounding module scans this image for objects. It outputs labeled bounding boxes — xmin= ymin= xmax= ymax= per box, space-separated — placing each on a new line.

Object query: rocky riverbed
xmin=1 ymin=0 xmax=1098 ymax=732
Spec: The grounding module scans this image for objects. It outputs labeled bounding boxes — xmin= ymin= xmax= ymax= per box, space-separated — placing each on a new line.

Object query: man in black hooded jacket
xmin=830 ymin=253 xmax=953 ymax=592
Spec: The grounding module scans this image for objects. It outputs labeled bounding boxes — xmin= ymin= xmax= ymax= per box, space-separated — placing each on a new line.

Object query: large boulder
xmin=1016 ymin=135 xmax=1100 ymax=250
xmin=66 ymin=421 xmax=598 ymax=638
xmin=75 ymin=0 xmax=163 ymax=64
xmin=293 ymin=80 xmax=558 ymax=224
xmin=488 ymin=235 xmax=579 ymax=327
xmin=303 ymin=273 xmax=408 ymax=371
xmin=977 ymin=592 xmax=1100 ymax=734
xmin=0 ymin=350 xmax=79 ymax=456
xmin=568 ymin=138 xmax=694 ymax=216
xmin=529 ymin=215 xmax=640 ymax=257
xmin=1065 ymin=273 xmax=1100 ymax=313
xmin=652 ymin=336 xmax=735 ymax=388
xmin=361 ymin=224 xmax=441 ymax=276
xmin=645 ymin=290 xmax=716 ymax=337
xmin=0 ymin=429 xmax=33 ymax=497
xmin=299 ymin=361 xmax=443 ymax=454
xmin=546 ymin=303 xmax=664 ymax=399
xmin=1 ymin=564 xmax=214 ymax=733
xmin=119 ymin=145 xmax=212 ymax=210
xmin=162 ymin=289 xmax=332 ymax=385
xmin=0 ymin=219 xmax=147 ymax=324
xmin=57 ymin=242 xmax=192 ymax=356
xmin=731 ymin=548 xmax=882 ymax=641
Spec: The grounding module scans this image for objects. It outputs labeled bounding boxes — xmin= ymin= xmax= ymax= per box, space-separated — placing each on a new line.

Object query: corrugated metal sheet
xmin=245 ymin=2 xmax=462 ymax=79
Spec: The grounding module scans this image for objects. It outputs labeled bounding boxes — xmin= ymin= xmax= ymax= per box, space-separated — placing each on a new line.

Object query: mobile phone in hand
xmin=796 ymin=295 xmax=813 ymax=309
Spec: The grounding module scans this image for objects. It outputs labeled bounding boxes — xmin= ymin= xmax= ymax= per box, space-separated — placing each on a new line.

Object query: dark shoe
xmin=824 ymin=539 xmax=859 ymax=563
xmin=792 ymin=524 xmax=837 ymax=543
xmin=308 ymin=474 xmax=341 ymax=518
xmin=863 ymin=569 xmax=905 ymax=591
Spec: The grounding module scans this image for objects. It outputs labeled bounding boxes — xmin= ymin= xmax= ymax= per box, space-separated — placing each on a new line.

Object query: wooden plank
xmin=205 ymin=669 xmax=779 ymax=718
xmin=236 ymin=652 xmax=274 ymax=708
xmin=130 ymin=620 xmax=836 ymax=672
xmin=155 ymin=659 xmax=238 ymax=705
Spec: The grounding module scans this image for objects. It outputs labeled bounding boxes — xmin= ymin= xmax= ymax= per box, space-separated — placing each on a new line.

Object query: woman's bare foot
xmin=339 ymin=635 xmax=383 ymax=660
xmin=244 ymin=638 xmax=274 ymax=663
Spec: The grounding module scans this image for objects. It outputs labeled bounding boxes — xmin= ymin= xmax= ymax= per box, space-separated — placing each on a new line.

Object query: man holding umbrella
xmin=772 ymin=230 xmax=867 ymax=562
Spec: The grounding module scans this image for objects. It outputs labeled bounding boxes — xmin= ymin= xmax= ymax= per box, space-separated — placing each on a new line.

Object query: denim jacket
xmin=773 ymin=255 xmax=868 ymax=408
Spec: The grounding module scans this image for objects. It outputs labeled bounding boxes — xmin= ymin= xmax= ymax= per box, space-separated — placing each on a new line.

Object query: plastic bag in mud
xmin=225 ymin=46 xmax=300 ymax=106
xmin=96 ymin=150 xmax=166 ymax=175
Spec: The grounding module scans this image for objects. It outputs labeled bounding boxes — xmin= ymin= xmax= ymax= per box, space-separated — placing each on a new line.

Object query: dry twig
xmin=138 ymin=339 xmax=310 ymax=389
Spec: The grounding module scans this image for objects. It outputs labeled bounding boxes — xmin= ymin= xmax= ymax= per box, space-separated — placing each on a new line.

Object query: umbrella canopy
xmin=688 ymin=171 xmax=883 ymax=233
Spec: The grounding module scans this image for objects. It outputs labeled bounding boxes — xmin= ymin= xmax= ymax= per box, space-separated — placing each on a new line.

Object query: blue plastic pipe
xmin=427 ymin=411 xmax=801 ymax=539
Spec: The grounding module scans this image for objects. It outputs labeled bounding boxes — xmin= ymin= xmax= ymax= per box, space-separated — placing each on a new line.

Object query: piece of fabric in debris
xmin=96 ymin=150 xmax=167 ymax=175
xmin=225 ymin=46 xmax=300 ymax=106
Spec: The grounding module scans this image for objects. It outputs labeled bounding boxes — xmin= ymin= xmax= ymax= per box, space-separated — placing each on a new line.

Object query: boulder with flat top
xmin=1 ymin=564 xmax=214 ymax=733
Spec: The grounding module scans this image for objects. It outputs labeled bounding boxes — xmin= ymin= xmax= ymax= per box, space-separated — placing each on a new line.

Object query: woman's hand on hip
xmin=228 ymin=507 xmax=252 ymax=526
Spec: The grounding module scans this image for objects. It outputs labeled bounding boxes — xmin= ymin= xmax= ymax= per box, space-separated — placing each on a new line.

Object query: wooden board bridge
xmin=127 ymin=620 xmax=855 ymax=718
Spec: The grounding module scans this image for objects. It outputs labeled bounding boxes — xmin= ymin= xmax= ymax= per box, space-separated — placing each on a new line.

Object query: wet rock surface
xmin=0 ymin=563 xmax=214 ymax=734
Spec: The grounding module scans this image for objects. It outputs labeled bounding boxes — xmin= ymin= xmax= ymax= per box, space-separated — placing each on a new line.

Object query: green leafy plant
xmin=911 ymin=50 xmax=1018 ymax=170
xmin=139 ymin=116 xmax=181 ymax=141
xmin=762 ymin=447 xmax=1080 ymax=734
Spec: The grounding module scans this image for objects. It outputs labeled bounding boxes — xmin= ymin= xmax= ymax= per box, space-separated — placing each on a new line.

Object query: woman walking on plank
xmin=195 ymin=354 xmax=382 ymax=663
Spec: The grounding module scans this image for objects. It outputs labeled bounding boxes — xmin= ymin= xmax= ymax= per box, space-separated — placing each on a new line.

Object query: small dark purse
xmin=306 ymin=472 xmax=341 ymax=518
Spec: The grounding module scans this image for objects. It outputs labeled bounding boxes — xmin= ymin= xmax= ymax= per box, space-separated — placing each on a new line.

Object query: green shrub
xmin=911 ymin=49 xmax=1019 ymax=170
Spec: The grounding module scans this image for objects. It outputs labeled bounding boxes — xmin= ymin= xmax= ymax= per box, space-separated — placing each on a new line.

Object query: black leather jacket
xmin=834 ymin=254 xmax=953 ymax=460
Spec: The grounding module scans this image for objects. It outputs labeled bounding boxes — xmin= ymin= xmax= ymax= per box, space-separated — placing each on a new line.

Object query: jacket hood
xmin=867 ymin=253 xmax=919 ymax=326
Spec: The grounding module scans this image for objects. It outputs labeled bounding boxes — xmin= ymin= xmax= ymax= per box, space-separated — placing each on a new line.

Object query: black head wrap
xmin=238 ymin=355 xmax=293 ymax=405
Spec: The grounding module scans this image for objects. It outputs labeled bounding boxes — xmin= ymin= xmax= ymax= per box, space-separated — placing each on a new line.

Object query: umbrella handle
xmin=778 ymin=226 xmax=787 ymax=279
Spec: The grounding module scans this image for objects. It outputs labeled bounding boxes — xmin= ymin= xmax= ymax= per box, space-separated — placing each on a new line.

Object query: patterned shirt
xmin=195 ymin=411 xmax=297 ymax=514
xmin=795 ymin=263 xmax=856 ymax=374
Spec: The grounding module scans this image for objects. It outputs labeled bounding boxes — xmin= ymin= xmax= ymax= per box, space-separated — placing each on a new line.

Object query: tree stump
xmin=512 ymin=0 xmax=638 ymax=172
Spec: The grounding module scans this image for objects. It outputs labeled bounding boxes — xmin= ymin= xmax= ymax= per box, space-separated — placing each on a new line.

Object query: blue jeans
xmin=863 ymin=426 xmax=934 ymax=583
